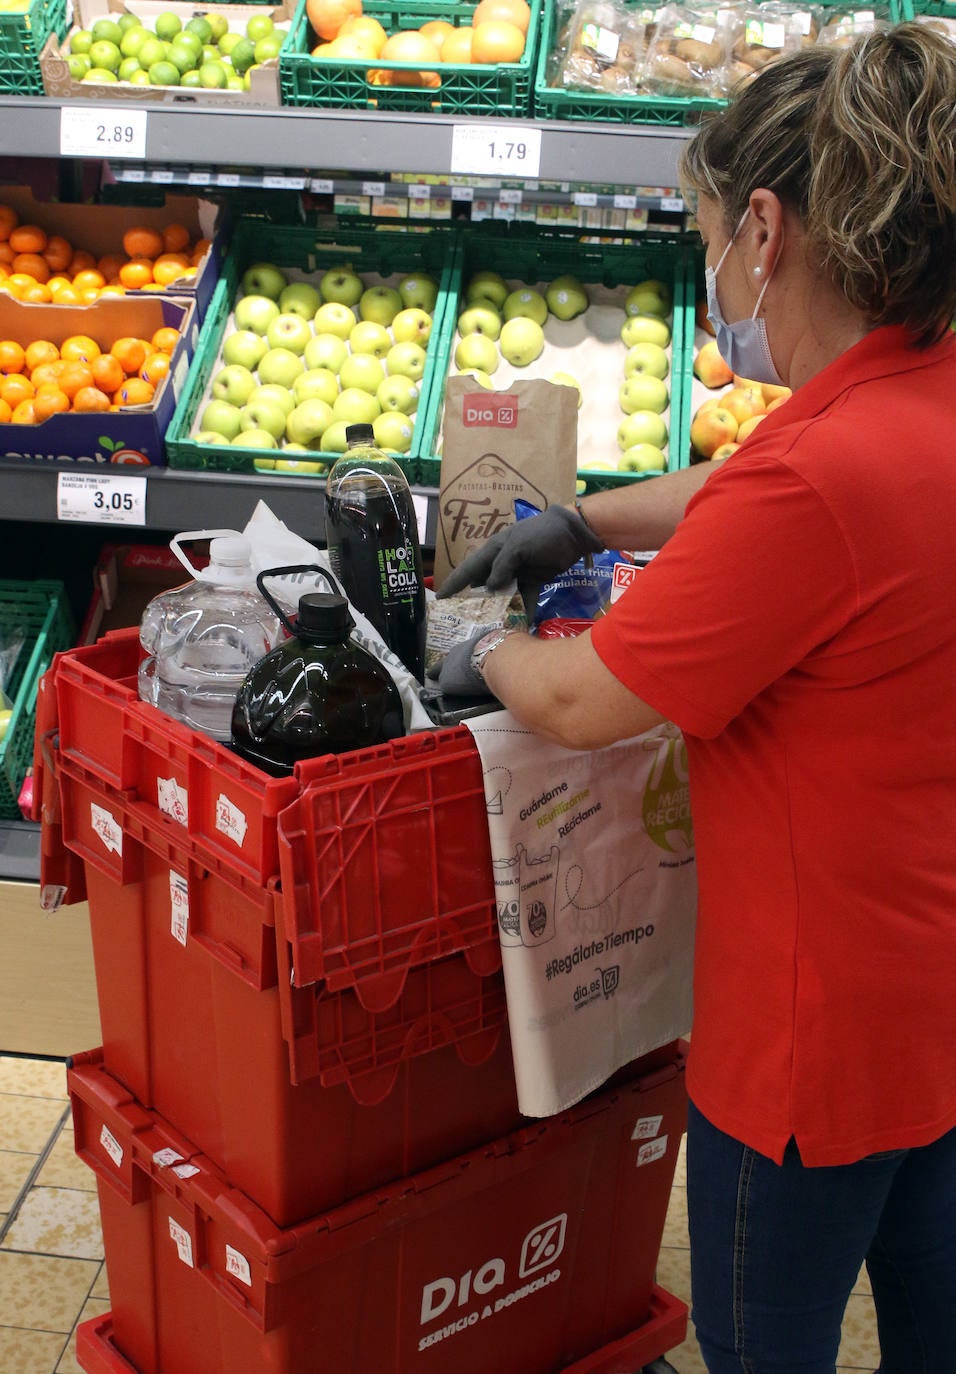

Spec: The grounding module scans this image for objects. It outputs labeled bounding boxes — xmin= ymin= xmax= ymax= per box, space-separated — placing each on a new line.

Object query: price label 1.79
xmin=57 ymin=472 xmax=147 ymax=527
xmin=450 ymin=124 xmax=542 ymax=179
xmin=60 ymin=107 xmax=148 ymax=161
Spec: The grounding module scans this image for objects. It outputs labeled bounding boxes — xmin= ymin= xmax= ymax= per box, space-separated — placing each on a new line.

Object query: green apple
xmin=253 ymin=458 xmax=277 ymax=470
xmin=154 ymin=11 xmax=182 ymax=40
xmin=503 ymin=288 xmax=548 ymax=326
xmin=465 ymin=270 xmax=508 ymax=308
xmin=199 ymin=399 xmax=242 ymax=440
xmin=285 ymin=398 xmax=334 ymax=446
xmin=222 ymin=329 xmax=268 ymax=370
xmin=304 ymin=333 xmax=348 ymax=372
xmin=313 ymin=302 xmax=356 ymax=340
xmin=387 ymin=341 xmax=427 ymax=381
xmin=458 ymin=303 xmax=501 ymax=340
xmin=68 ymin=53 xmax=93 ymax=78
xmin=274 ymin=457 xmax=327 ymax=473
xmin=617 ymin=410 xmax=668 ymax=452
xmin=619 ymin=375 xmax=668 ymax=415
xmin=339 ymin=353 xmax=385 ymax=394
xmin=257 ymin=347 xmax=304 ymax=388
xmin=194 ymin=430 xmax=224 ymax=444
xmin=397 ymin=272 xmax=438 ymax=312
xmin=454 ymin=334 xmax=499 ymax=375
xmin=349 ymin=320 xmax=391 ymax=358
xmin=234 ymin=294 xmax=280 ymax=335
xmin=232 ymin=429 xmax=278 ymax=450
xmin=545 ymin=275 xmax=588 ymax=321
xmin=279 ymin=281 xmax=322 ymax=320
xmin=240 ymin=262 xmax=287 ymax=300
xmin=551 ymin=371 xmax=582 ymax=406
xmin=248 ymin=384 xmax=295 ymax=417
xmin=332 ymin=388 xmax=381 ymax=425
xmin=619 ymin=443 xmax=667 ymax=473
xmin=266 ymin=313 xmax=313 ymax=355
xmin=319 ymin=420 xmax=351 ymax=453
xmin=293 ymin=368 xmax=339 ymax=406
xmin=391 ymin=307 xmax=432 ymax=346
xmin=457 ymin=369 xmax=494 ymax=389
xmin=245 ymin=12 xmax=275 ymax=41
xmin=320 ymin=266 xmax=363 ymax=307
xmin=624 ymin=279 xmax=672 ymax=319
xmin=373 ymin=412 xmax=414 ymax=453
xmin=89 ymin=39 xmax=122 ymax=70
xmin=377 ymin=374 xmax=419 ymax=414
xmin=359 ymin=285 xmax=402 ymax=327
xmin=622 ymin=340 xmax=669 ymax=380
xmin=499 ymin=317 xmax=545 ymax=367
xmin=620 ymin=313 xmax=671 ymax=348
xmin=239 ymin=398 xmax=288 ymax=439
xmin=212 ymin=364 xmax=257 ymax=406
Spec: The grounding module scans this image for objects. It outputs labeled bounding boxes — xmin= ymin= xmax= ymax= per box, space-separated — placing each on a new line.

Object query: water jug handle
xmin=169 ymin=530 xmax=244 ymax=578
xmin=256 ymin=565 xmax=344 ymax=635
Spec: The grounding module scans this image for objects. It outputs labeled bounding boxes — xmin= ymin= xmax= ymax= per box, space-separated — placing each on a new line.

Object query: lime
xmin=253 ymin=33 xmax=283 ymax=61
xmin=67 ymin=52 xmax=91 ymax=78
xmin=198 ymin=59 xmax=228 ymax=87
xmin=217 ymin=31 xmax=241 ymax=56
xmin=147 ymin=59 xmax=181 ymax=85
xmin=83 ymin=66 xmax=119 ymax=81
xmin=180 ymin=68 xmax=203 ymax=86
xmin=154 ymin=11 xmax=182 ymax=40
xmin=136 ymin=35 xmax=166 ymax=67
xmin=245 ymin=13 xmax=274 ymax=41
xmin=116 ymin=12 xmax=142 ymax=32
xmin=200 ymin=43 xmax=219 ymax=62
xmin=91 ymin=17 xmax=123 ymax=45
xmin=206 ymin=12 xmax=228 ymax=41
xmin=118 ymin=56 xmax=142 ymax=80
xmin=89 ymin=38 xmax=122 ymax=70
xmin=225 ymin=72 xmax=244 ymax=89
xmin=184 ymin=15 xmax=213 ymax=44
xmin=167 ymin=43 xmax=199 ymax=73
xmin=120 ymin=26 xmax=151 ymax=57
xmin=130 ymin=67 xmax=151 ymax=85
xmin=228 ymin=36 xmax=255 ymax=72
xmin=69 ymin=29 xmax=93 ymax=53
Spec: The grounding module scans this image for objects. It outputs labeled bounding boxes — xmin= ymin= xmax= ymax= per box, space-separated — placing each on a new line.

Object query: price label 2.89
xmin=60 ymin=107 xmax=148 ymax=160
xmin=450 ymin=124 xmax=542 ymax=179
xmin=57 ymin=472 xmax=147 ymax=527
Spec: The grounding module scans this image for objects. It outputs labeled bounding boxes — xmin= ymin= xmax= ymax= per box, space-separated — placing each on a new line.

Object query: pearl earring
xmin=753 ymin=265 xmax=763 ymax=278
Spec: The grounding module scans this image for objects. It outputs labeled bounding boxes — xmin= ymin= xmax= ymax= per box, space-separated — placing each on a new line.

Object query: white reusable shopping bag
xmin=465 ymin=712 xmax=697 ymax=1117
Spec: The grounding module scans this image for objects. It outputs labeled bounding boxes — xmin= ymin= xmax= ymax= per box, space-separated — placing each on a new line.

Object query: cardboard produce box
xmin=41 ymin=0 xmax=296 ymax=107
xmin=78 ymin=541 xmax=187 ymax=643
xmin=0 ymin=185 xmax=225 ymax=322
xmin=0 ymin=293 xmax=197 ymax=466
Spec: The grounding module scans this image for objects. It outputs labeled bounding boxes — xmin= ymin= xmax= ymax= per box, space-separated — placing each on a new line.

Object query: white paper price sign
xmin=57 ymin=472 xmax=147 ymax=526
xmin=450 ymin=124 xmax=542 ymax=179
xmin=60 ymin=107 xmax=147 ymax=160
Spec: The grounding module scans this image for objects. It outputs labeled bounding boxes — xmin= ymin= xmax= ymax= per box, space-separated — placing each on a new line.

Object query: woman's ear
xmin=746 ymin=188 xmax=785 ymax=277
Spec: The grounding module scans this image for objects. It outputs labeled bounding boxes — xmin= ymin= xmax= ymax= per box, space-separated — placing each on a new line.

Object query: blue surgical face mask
xmin=705 ymin=208 xmax=784 ymax=387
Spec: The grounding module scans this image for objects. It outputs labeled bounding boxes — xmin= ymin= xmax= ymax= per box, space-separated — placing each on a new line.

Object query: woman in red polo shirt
xmin=434 ymin=24 xmax=956 ymax=1374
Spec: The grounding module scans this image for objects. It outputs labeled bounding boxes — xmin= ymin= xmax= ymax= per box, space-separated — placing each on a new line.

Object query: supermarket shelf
xmin=0 ymin=96 xmax=691 ymax=185
xmin=0 ymin=820 xmax=40 ymax=883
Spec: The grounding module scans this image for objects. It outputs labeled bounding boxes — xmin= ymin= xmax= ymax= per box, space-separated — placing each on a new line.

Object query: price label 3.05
xmin=57 ymin=472 xmax=147 ymax=527
xmin=450 ymin=124 xmax=542 ymax=179
xmin=60 ymin=107 xmax=148 ymax=160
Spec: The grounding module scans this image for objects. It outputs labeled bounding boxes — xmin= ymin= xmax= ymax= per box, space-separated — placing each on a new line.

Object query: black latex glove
xmin=426 ymin=630 xmax=500 ymax=698
xmin=435 ymin=504 xmax=604 ymax=621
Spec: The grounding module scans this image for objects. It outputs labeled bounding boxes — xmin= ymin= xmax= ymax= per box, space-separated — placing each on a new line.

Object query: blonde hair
xmin=680 ymin=24 xmax=956 ymax=344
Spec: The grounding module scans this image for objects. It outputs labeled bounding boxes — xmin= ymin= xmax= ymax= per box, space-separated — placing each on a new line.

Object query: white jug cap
xmin=210 ymin=536 xmax=253 ymax=568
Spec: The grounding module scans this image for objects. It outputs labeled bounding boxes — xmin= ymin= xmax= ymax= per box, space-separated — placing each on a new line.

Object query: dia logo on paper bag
xmin=463 ymin=392 xmax=518 ymax=427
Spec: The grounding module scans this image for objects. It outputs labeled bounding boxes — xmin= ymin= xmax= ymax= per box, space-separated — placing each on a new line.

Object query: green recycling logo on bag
xmin=641 ymin=732 xmax=693 ymax=853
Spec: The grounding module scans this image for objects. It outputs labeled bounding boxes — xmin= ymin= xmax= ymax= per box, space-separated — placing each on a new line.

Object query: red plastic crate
xmin=69 ymin=1050 xmax=688 ymax=1374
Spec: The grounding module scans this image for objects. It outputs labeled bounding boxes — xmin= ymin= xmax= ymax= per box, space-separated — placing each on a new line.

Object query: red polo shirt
xmin=591 ymin=325 xmax=956 ymax=1165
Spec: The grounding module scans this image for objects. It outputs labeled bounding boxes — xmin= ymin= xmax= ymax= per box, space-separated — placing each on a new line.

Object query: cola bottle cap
xmin=295 ymin=592 xmax=353 ymax=643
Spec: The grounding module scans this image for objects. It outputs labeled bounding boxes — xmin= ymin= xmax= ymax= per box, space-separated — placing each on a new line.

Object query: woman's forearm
xmin=578 ymin=462 xmax=717 ymax=551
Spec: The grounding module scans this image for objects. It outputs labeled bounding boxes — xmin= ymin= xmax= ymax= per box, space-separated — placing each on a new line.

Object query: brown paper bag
xmin=434 ymin=377 xmax=579 ymax=584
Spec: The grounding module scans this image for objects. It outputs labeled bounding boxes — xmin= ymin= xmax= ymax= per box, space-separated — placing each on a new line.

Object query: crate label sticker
xmin=450 ymin=125 xmax=542 ymax=180
xmin=60 ymin=107 xmax=148 ymax=161
xmin=225 ymin=1245 xmax=253 ymax=1287
xmin=215 ymin=794 xmax=248 ymax=847
xmin=169 ymin=871 xmax=189 ymax=947
xmin=636 ymin=1135 xmax=669 ymax=1167
xmin=173 ymin=1163 xmax=200 ymax=1180
xmin=90 ymin=803 xmax=123 ymax=856
xmin=40 ymin=884 xmax=68 ymax=912
xmin=168 ymin=1217 xmax=194 ymax=1267
xmin=462 ymin=393 xmax=518 ymax=429
xmin=157 ymin=777 xmax=188 ymax=827
xmin=153 ymin=1148 xmax=184 ymax=1169
xmin=610 ymin=561 xmax=643 ymax=603
xmin=99 ymin=1125 xmax=123 ymax=1169
xmin=631 ymin=1113 xmax=664 ymax=1141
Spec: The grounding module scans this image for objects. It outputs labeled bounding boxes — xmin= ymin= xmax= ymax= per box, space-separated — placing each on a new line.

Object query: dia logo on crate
xmin=419 ymin=1213 xmax=567 ymax=1346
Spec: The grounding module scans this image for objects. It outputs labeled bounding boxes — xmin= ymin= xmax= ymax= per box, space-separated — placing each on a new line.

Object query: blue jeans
xmin=686 ymin=1099 xmax=956 ymax=1373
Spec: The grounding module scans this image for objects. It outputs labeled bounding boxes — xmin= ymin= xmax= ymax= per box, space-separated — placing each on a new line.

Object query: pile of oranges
xmin=0 ymin=326 xmax=181 ymax=425
xmin=305 ymin=0 xmax=531 ymax=83
xmin=0 ymin=205 xmax=210 ymax=305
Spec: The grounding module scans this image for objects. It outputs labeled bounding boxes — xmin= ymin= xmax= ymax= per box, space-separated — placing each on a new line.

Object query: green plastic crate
xmin=165 ymin=218 xmax=461 ymax=478
xmin=0 ymin=581 xmax=73 ymax=819
xmin=280 ymin=0 xmax=542 ymax=115
xmin=534 ymin=0 xmax=902 ymax=126
xmin=910 ymin=1 xmax=956 ymax=20
xmin=413 ymin=225 xmax=694 ymax=492
xmin=0 ymin=0 xmax=69 ymax=95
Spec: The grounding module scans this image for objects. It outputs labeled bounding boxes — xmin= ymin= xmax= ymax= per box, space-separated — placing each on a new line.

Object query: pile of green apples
xmin=65 ymin=10 xmax=287 ymax=89
xmin=195 ymin=260 xmax=439 ymax=469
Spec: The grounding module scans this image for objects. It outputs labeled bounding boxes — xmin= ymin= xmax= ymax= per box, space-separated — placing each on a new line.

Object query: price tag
xmin=188 ymin=170 xmax=212 ymax=185
xmin=152 ymin=169 xmax=175 ymax=183
xmin=310 ymin=178 xmax=334 ymax=193
xmin=573 ymin=191 xmax=598 ymax=207
xmin=660 ymin=196 xmax=684 ymax=212
xmin=498 ymin=188 xmax=522 ymax=205
xmin=450 ymin=124 xmax=542 ymax=179
xmin=123 ymin=168 xmax=146 ymax=183
xmin=60 ymin=107 xmax=148 ymax=160
xmin=614 ymin=193 xmax=638 ymax=210
xmin=407 ymin=183 xmax=430 ymax=199
xmin=453 ymin=185 xmax=474 ymax=201
xmin=263 ymin=174 xmax=305 ymax=189
xmin=362 ymin=181 xmax=386 ymax=197
xmin=217 ymin=172 xmax=241 ymax=187
xmin=57 ymin=472 xmax=147 ymax=527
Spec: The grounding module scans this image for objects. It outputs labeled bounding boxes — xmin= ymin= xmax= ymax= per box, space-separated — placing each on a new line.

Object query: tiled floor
xmin=0 ymin=1053 xmax=880 ymax=1374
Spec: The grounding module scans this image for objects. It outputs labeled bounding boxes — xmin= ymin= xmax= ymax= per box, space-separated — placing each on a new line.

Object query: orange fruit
xmin=139 ymin=352 xmax=169 ymax=386
xmin=111 ymin=336 xmax=148 ymax=375
xmin=0 ymin=372 xmax=34 ymax=405
xmin=43 ymin=236 xmax=74 ymax=273
xmin=47 ymin=275 xmax=72 ymax=296
xmin=113 ymin=376 xmax=154 ymax=406
xmin=21 ymin=282 xmax=53 ymax=304
xmin=118 ymin=258 xmax=153 ymax=289
xmin=306 ymin=0 xmax=362 ymax=40
xmin=151 ymin=326 xmax=180 ymax=354
xmin=72 ymin=385 xmax=112 ymax=413
xmin=380 ymin=29 xmax=441 ymax=61
xmin=50 ymin=285 xmax=81 ymax=305
xmin=338 ymin=14 xmax=387 ymax=51
xmin=61 ymin=334 xmax=101 ymax=363
xmin=90 ymin=353 xmax=125 ymax=395
xmin=122 ymin=226 xmax=165 ymax=260
xmin=12 ymin=252 xmax=51 ymax=283
xmin=0 ymin=243 xmax=14 ymax=266
xmin=33 ymin=386 xmax=71 ymax=421
xmin=0 ymin=206 xmax=18 ymax=242
xmin=161 ymin=223 xmax=191 ymax=254
xmin=0 ymin=397 xmax=11 ymax=423
xmin=98 ymin=284 xmax=127 ymax=298
xmin=8 ymin=224 xmax=47 ymax=255
xmin=71 ymin=269 xmax=106 ymax=294
xmin=470 ymin=18 xmax=525 ymax=61
xmin=419 ymin=19 xmax=455 ymax=44
xmin=0 ymin=264 xmax=9 ymax=282
xmin=97 ymin=254 xmax=126 ymax=283
xmin=4 ymin=273 xmax=37 ymax=298
xmin=10 ymin=398 xmax=35 ymax=424
xmin=57 ymin=362 xmax=95 ymax=399
xmin=152 ymin=253 xmax=191 ymax=286
xmin=0 ymin=339 xmax=26 ymax=374
xmin=30 ymin=362 xmax=64 ymax=389
xmin=76 ymin=286 xmax=102 ymax=305
xmin=69 ymin=249 xmax=97 ymax=274
xmin=24 ymin=340 xmax=59 ymax=372
xmin=440 ymin=26 xmax=473 ymax=61
xmin=471 ymin=0 xmax=531 ymax=32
